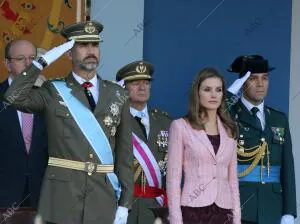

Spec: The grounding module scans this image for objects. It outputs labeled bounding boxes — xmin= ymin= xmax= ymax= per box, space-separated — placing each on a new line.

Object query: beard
xmin=77 ymin=56 xmax=99 ymax=72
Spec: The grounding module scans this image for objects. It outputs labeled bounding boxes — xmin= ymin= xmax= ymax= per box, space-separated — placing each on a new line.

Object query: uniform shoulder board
xmin=266 ymin=106 xmax=285 ymax=116
xmin=49 ymin=77 xmax=65 ymax=81
xmin=103 ymin=80 xmax=125 ymax=91
xmin=103 ymin=80 xmax=119 ymax=87
xmin=151 ymin=108 xmax=170 ymax=118
xmin=103 ymin=80 xmax=114 ymax=85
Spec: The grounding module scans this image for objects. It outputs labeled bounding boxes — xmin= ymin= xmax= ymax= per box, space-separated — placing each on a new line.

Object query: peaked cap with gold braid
xmin=116 ymin=60 xmax=154 ymax=82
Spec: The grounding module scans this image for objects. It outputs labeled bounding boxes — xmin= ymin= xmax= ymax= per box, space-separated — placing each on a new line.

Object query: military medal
xmin=109 ymin=103 xmax=119 ymax=116
xmin=103 ymin=116 xmax=113 ymax=126
xmin=110 ymin=126 xmax=116 ymax=136
xmin=158 ymin=154 xmax=168 ymax=176
xmin=238 ymin=134 xmax=245 ymax=153
xmin=271 ymin=127 xmax=285 ymax=144
xmin=157 ymin=130 xmax=168 ymax=148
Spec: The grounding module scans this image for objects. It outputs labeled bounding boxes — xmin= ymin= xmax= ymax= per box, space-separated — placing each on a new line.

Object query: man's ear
xmin=67 ymin=50 xmax=72 ymax=61
xmin=3 ymin=58 xmax=11 ymax=73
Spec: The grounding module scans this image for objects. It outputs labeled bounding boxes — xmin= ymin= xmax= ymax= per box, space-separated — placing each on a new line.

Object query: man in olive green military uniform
xmin=116 ymin=61 xmax=171 ymax=224
xmin=226 ymin=55 xmax=297 ymax=224
xmin=5 ymin=21 xmax=133 ymax=224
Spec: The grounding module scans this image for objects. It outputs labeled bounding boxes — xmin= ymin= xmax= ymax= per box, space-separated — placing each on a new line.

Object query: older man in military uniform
xmin=227 ymin=55 xmax=297 ymax=224
xmin=116 ymin=61 xmax=171 ymax=224
xmin=5 ymin=20 xmax=133 ymax=224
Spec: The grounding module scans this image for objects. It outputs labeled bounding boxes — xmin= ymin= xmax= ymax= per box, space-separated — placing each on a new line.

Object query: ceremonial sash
xmin=132 ymin=133 xmax=165 ymax=206
xmin=238 ymin=165 xmax=280 ymax=183
xmin=52 ymin=81 xmax=121 ymax=199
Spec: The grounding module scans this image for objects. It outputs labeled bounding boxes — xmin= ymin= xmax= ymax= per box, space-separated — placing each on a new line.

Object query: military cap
xmin=116 ymin=60 xmax=154 ymax=82
xmin=61 ymin=20 xmax=103 ymax=42
xmin=228 ymin=55 xmax=275 ymax=77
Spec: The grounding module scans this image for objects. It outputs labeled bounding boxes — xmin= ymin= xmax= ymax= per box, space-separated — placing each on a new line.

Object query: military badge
xmin=110 ymin=126 xmax=117 ymax=136
xmin=84 ymin=22 xmax=96 ymax=34
xmin=103 ymin=116 xmax=113 ymax=127
xmin=110 ymin=103 xmax=119 ymax=116
xmin=244 ymin=127 xmax=249 ymax=131
xmin=157 ymin=130 xmax=168 ymax=148
xmin=271 ymin=127 xmax=285 ymax=144
xmin=239 ymin=139 xmax=245 ymax=146
xmin=58 ymin=100 xmax=67 ymax=107
xmin=158 ymin=154 xmax=168 ymax=176
xmin=136 ymin=62 xmax=147 ymax=73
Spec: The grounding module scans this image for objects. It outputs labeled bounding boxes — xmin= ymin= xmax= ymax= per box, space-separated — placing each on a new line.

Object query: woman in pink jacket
xmin=167 ymin=67 xmax=241 ymax=224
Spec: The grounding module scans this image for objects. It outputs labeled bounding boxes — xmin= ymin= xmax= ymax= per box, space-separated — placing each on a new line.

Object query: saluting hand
xmin=33 ymin=40 xmax=75 ymax=70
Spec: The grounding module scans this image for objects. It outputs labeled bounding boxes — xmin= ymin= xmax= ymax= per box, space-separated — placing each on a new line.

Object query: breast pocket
xmin=55 ymin=109 xmax=77 ymax=137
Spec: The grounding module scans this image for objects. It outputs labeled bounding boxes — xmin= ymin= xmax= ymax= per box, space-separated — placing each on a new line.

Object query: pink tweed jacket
xmin=167 ymin=117 xmax=241 ymax=224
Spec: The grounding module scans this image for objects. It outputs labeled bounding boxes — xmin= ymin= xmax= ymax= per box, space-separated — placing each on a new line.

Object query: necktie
xmin=82 ymin=82 xmax=96 ymax=111
xmin=251 ymin=107 xmax=262 ymax=130
xmin=21 ymin=112 xmax=33 ymax=153
xmin=135 ymin=116 xmax=147 ymax=139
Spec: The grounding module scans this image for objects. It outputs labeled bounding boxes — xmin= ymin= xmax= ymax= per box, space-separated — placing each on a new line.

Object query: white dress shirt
xmin=241 ymin=94 xmax=265 ymax=130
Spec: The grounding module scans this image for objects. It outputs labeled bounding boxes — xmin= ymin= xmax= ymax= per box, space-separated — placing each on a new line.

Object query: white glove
xmin=227 ymin=71 xmax=251 ymax=95
xmin=33 ymin=40 xmax=75 ymax=70
xmin=281 ymin=214 xmax=295 ymax=224
xmin=113 ymin=206 xmax=128 ymax=224
xmin=116 ymin=79 xmax=125 ymax=87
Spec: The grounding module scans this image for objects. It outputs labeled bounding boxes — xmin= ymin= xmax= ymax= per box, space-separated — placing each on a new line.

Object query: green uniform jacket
xmin=4 ymin=65 xmax=134 ymax=224
xmin=227 ymin=92 xmax=297 ymax=224
xmin=127 ymin=108 xmax=171 ymax=224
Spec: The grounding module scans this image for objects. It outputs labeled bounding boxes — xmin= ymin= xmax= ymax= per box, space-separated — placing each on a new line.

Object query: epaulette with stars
xmin=151 ymin=108 xmax=170 ymax=118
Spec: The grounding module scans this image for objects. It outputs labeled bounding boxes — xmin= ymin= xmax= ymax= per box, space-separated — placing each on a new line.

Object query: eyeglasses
xmin=8 ymin=55 xmax=36 ymax=63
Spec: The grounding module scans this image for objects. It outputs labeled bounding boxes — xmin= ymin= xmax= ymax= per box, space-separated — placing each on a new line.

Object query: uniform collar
xmin=72 ymin=72 xmax=98 ymax=87
xmin=130 ymin=105 xmax=149 ymax=119
xmin=241 ymin=94 xmax=264 ymax=115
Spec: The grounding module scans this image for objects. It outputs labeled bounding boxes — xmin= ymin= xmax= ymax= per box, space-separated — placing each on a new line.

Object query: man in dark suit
xmin=0 ymin=39 xmax=48 ymax=209
xmin=4 ymin=21 xmax=133 ymax=224
xmin=116 ymin=61 xmax=171 ymax=224
xmin=227 ymin=55 xmax=297 ymax=224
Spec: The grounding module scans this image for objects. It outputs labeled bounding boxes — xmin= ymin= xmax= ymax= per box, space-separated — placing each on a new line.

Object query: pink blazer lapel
xmin=198 ymin=130 xmax=216 ymax=159
xmin=196 ymin=116 xmax=229 ymax=159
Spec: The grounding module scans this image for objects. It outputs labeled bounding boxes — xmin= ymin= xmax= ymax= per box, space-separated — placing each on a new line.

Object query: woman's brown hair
xmin=185 ymin=67 xmax=237 ymax=138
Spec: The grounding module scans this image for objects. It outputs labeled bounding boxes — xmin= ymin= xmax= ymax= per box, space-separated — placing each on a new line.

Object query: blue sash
xmin=238 ymin=165 xmax=280 ymax=183
xmin=52 ymin=81 xmax=121 ymax=199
